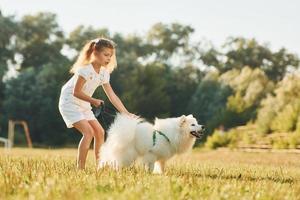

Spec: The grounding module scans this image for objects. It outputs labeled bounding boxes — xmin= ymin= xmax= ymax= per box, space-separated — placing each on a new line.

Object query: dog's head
xmin=179 ymin=114 xmax=205 ymax=139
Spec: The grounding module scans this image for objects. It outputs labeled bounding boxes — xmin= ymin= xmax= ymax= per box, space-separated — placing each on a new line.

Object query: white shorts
xmin=58 ymin=102 xmax=96 ymax=128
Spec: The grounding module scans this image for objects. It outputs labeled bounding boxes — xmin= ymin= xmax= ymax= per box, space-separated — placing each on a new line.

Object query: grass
xmin=0 ymin=148 xmax=300 ymax=200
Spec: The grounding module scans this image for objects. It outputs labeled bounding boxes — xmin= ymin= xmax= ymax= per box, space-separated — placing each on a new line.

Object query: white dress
xmin=58 ymin=64 xmax=110 ymax=128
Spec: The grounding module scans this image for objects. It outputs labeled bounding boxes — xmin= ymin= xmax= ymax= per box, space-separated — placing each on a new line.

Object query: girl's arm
xmin=102 ymin=83 xmax=130 ymax=114
xmin=73 ymin=76 xmax=103 ymax=107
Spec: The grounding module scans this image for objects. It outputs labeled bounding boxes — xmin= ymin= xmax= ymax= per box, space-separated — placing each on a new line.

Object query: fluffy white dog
xmin=98 ymin=113 xmax=204 ymax=174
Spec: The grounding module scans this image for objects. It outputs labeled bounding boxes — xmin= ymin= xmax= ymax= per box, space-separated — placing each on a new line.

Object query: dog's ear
xmin=187 ymin=114 xmax=193 ymax=118
xmin=180 ymin=115 xmax=186 ymax=126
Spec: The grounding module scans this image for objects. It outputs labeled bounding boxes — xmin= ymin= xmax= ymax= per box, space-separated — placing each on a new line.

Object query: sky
xmin=1 ymin=0 xmax=300 ymax=55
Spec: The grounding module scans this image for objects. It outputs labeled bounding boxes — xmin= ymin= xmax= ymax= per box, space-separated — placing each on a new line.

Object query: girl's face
xmin=93 ymin=47 xmax=113 ymax=67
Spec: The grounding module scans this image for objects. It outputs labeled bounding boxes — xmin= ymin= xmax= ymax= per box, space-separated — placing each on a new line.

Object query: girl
xmin=58 ymin=38 xmax=137 ymax=169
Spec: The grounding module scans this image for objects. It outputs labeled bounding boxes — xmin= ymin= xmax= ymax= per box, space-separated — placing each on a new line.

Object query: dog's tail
xmin=100 ymin=113 xmax=141 ymax=163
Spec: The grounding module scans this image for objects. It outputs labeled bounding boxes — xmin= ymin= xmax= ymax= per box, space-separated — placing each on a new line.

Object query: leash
xmin=94 ymin=102 xmax=116 ymax=118
xmin=93 ymin=103 xmax=116 ymax=140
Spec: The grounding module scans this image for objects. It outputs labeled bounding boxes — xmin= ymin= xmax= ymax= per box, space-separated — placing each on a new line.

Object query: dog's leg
xmin=153 ymin=160 xmax=165 ymax=174
xmin=143 ymin=152 xmax=157 ymax=173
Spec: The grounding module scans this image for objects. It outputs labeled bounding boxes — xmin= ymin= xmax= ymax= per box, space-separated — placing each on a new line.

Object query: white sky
xmin=1 ymin=0 xmax=300 ymax=55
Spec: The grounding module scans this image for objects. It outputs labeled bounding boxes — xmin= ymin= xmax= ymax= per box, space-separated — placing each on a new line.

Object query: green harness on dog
xmin=138 ymin=120 xmax=170 ymax=146
xmin=152 ymin=130 xmax=170 ymax=146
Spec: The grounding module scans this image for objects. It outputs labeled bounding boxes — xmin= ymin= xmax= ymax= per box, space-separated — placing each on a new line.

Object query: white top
xmin=60 ymin=64 xmax=110 ymax=110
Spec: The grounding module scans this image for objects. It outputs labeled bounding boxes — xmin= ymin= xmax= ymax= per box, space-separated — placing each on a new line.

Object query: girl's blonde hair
xmin=70 ymin=37 xmax=117 ymax=74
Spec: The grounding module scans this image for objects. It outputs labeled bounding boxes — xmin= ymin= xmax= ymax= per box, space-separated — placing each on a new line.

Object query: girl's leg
xmin=73 ymin=120 xmax=95 ymax=169
xmin=88 ymin=120 xmax=105 ymax=164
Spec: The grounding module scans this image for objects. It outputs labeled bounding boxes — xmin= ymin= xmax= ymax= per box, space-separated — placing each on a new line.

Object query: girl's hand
xmin=92 ymin=98 xmax=104 ymax=107
xmin=127 ymin=112 xmax=139 ymax=119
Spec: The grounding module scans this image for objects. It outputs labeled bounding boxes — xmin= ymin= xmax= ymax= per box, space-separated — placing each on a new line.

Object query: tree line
xmin=0 ymin=11 xmax=299 ymax=146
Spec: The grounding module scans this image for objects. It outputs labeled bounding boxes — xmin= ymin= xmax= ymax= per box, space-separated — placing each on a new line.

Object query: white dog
xmin=98 ymin=113 xmax=204 ymax=174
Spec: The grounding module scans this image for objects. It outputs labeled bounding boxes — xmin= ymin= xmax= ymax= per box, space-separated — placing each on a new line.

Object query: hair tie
xmin=91 ymin=38 xmax=100 ymax=43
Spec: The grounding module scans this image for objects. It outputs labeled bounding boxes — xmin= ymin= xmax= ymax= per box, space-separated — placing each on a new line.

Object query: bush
xmin=270 ymin=102 xmax=300 ymax=132
xmin=272 ymin=139 xmax=290 ymax=149
xmin=256 ymin=74 xmax=300 ymax=134
xmin=288 ymin=133 xmax=300 ymax=149
xmin=205 ymin=130 xmax=231 ymax=149
xmin=271 ymin=133 xmax=300 ymax=149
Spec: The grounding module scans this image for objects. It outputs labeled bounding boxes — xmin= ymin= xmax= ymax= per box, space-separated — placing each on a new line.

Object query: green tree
xmin=166 ymin=65 xmax=203 ymax=116
xmin=0 ymin=11 xmax=19 ymax=133
xmin=16 ymin=12 xmax=65 ymax=69
xmin=122 ymin=62 xmax=171 ymax=119
xmin=220 ymin=67 xmax=274 ymax=127
xmin=256 ymin=74 xmax=300 ymax=134
xmin=3 ymin=59 xmax=73 ymax=145
xmin=188 ymin=71 xmax=233 ymax=134
xmin=67 ymin=25 xmax=110 ymax=52
xmin=147 ymin=22 xmax=197 ymax=66
xmin=200 ymin=37 xmax=300 ymax=81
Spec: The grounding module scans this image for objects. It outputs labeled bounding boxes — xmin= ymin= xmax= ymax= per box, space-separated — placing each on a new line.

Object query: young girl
xmin=58 ymin=38 xmax=136 ymax=169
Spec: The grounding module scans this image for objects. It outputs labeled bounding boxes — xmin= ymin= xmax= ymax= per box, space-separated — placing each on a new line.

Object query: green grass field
xmin=1 ymin=148 xmax=300 ymax=200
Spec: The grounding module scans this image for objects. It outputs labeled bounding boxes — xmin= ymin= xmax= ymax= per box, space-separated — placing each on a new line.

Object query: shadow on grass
xmin=165 ymin=169 xmax=296 ymax=184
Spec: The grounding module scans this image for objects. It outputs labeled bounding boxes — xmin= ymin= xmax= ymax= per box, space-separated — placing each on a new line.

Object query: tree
xmin=147 ymin=22 xmax=198 ymax=66
xmin=200 ymin=37 xmax=300 ymax=81
xmin=188 ymin=71 xmax=233 ymax=134
xmin=66 ymin=25 xmax=110 ymax=52
xmin=15 ymin=12 xmax=65 ymax=69
xmin=189 ymin=67 xmax=274 ymax=135
xmin=121 ymin=62 xmax=171 ymax=119
xmin=0 ymin=11 xmax=19 ymax=132
xmin=3 ymin=58 xmax=73 ymax=145
xmin=256 ymin=74 xmax=300 ymax=134
xmin=166 ymin=65 xmax=203 ymax=116
xmin=219 ymin=67 xmax=274 ymax=127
